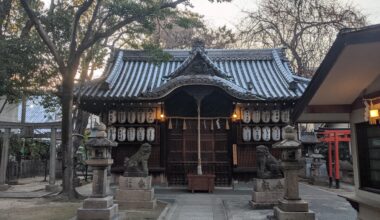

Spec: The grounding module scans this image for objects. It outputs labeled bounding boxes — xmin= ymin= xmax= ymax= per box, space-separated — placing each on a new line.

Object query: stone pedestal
xmin=77 ymin=196 xmax=119 ymax=220
xmin=250 ymin=178 xmax=284 ymax=209
xmin=76 ymin=123 xmax=119 ymax=220
xmin=115 ymin=176 xmax=156 ymax=210
xmin=270 ymin=126 xmax=315 ymax=220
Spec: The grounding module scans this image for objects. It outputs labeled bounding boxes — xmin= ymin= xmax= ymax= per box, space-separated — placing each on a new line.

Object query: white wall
xmin=0 ymin=97 xmax=18 ymax=122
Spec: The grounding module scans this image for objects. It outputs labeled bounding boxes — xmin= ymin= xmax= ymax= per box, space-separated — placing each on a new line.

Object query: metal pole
xmin=49 ymin=128 xmax=57 ymax=185
xmin=0 ymin=128 xmax=10 ymax=189
xmin=197 ymin=100 xmax=202 ymax=175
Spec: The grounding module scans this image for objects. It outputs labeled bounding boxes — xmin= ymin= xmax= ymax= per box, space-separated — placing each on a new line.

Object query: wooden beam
xmin=305 ymin=105 xmax=352 ymax=113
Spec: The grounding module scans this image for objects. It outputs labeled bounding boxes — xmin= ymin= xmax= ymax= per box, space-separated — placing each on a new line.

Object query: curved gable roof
xmin=75 ymin=46 xmax=309 ymax=102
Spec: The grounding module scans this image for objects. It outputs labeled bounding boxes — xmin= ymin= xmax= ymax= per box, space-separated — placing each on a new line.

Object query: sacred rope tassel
xmin=225 ymin=119 xmax=230 ymax=130
xmin=168 ymin=118 xmax=173 ymax=129
xmin=210 ymin=119 xmax=214 ymax=130
xmin=183 ymin=119 xmax=187 ymax=130
xmin=216 ymin=119 xmax=221 ymax=129
xmin=203 ymin=119 xmax=207 ymax=129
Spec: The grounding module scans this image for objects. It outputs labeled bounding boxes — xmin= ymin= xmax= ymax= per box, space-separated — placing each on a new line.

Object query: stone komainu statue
xmin=123 ymin=143 xmax=152 ymax=177
xmin=256 ymin=145 xmax=282 ymax=179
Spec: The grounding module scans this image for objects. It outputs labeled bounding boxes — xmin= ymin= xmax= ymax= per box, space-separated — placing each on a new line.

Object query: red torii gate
xmin=318 ymin=129 xmax=351 ymax=189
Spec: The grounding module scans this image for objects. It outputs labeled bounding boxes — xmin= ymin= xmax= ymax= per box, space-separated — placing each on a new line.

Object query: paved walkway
xmin=156 ymin=183 xmax=357 ymax=220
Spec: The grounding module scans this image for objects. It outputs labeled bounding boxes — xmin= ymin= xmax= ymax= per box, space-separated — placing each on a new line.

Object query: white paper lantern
xmin=127 ymin=110 xmax=136 ymax=124
xmin=252 ymin=126 xmax=261 ymax=141
xmin=262 ymin=126 xmax=271 ymax=141
xmin=252 ymin=110 xmax=261 ymax=123
xmin=146 ymin=127 xmax=155 ymax=142
xmin=117 ymin=127 xmax=126 ymax=141
xmin=107 ymin=126 xmax=117 ymax=141
xmin=127 ymin=127 xmax=136 ymax=142
xmin=146 ymin=108 xmax=156 ymax=123
xmin=137 ymin=109 xmax=146 ymax=124
xmin=242 ymin=126 xmax=252 ymax=142
xmin=262 ymin=110 xmax=271 ymax=123
xmin=108 ymin=110 xmax=117 ymax=124
xmin=136 ymin=127 xmax=145 ymax=141
xmin=272 ymin=126 xmax=281 ymax=141
xmin=271 ymin=110 xmax=280 ymax=123
xmin=281 ymin=109 xmax=290 ymax=123
xmin=118 ymin=111 xmax=127 ymax=123
xmin=242 ymin=108 xmax=251 ymax=124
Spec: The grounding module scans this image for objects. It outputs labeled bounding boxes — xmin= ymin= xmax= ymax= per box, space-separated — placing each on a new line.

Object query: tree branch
xmin=20 ymin=0 xmax=66 ymax=73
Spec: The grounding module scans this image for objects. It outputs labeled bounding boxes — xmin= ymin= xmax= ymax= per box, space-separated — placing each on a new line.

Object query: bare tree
xmin=153 ymin=11 xmax=236 ymax=49
xmin=238 ymin=0 xmax=366 ymax=76
xmin=19 ymin=0 xmax=230 ymax=200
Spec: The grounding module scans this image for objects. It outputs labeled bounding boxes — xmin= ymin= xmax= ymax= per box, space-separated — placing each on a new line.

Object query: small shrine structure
xmin=74 ymin=39 xmax=309 ymax=186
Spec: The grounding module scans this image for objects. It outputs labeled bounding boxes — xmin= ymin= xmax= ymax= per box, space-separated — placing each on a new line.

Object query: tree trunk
xmin=60 ymin=75 xmax=76 ymax=199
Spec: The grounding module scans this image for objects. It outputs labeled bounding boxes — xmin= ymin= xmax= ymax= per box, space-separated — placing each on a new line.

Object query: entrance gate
xmin=166 ymin=119 xmax=231 ymax=186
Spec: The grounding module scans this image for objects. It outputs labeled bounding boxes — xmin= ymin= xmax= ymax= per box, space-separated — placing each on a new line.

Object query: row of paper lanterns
xmin=108 ymin=108 xmax=156 ymax=124
xmin=242 ymin=126 xmax=286 ymax=142
xmin=241 ymin=109 xmax=290 ymax=124
xmin=107 ymin=126 xmax=155 ymax=142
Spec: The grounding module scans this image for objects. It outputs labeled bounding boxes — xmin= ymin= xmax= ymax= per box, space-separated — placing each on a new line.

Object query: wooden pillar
xmin=328 ymin=141 xmax=333 ymax=188
xmin=0 ymin=128 xmax=10 ymax=190
xmin=334 ymin=134 xmax=340 ymax=189
xmin=197 ymin=100 xmax=202 ymax=175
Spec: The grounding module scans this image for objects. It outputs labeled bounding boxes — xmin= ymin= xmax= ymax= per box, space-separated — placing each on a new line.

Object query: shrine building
xmin=75 ymin=40 xmax=309 ymax=186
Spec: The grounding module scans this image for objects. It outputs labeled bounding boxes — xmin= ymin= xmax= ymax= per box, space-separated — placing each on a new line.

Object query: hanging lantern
xmin=252 ymin=110 xmax=261 ymax=123
xmin=108 ymin=110 xmax=117 ymax=124
xmin=369 ymin=100 xmax=380 ymax=125
xmin=168 ymin=118 xmax=173 ymax=129
xmin=137 ymin=109 xmax=146 ymax=124
xmin=127 ymin=127 xmax=136 ymax=142
xmin=127 ymin=110 xmax=136 ymax=124
xmin=146 ymin=127 xmax=155 ymax=142
xmin=252 ymin=126 xmax=261 ymax=141
xmin=146 ymin=108 xmax=156 ymax=123
xmin=242 ymin=108 xmax=251 ymax=123
xmin=117 ymin=127 xmax=126 ymax=141
xmin=118 ymin=111 xmax=127 ymax=123
xmin=242 ymin=126 xmax=251 ymax=142
xmin=136 ymin=127 xmax=145 ymax=141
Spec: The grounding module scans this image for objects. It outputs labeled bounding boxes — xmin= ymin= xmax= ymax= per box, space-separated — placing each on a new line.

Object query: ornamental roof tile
xmin=75 ymin=47 xmax=309 ymax=102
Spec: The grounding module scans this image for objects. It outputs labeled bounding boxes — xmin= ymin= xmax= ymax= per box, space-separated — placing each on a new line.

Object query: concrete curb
xmin=159 ymin=201 xmax=177 ymax=220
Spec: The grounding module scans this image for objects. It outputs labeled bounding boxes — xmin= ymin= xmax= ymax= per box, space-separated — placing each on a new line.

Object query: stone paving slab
xmin=0 ymin=191 xmax=54 ymax=198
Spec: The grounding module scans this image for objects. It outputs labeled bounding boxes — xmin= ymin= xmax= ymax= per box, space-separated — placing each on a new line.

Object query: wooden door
xmin=166 ymin=119 xmax=231 ymax=186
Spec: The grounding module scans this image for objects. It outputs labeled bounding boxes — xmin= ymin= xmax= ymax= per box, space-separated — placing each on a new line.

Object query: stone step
xmin=115 ymin=199 xmax=157 ymax=210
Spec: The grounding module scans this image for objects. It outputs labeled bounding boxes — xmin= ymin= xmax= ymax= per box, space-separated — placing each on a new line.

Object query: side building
xmin=75 ymin=41 xmax=309 ymax=186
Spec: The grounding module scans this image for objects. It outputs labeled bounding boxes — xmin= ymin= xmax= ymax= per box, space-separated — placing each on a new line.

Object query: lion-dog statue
xmin=256 ymin=145 xmax=282 ymax=179
xmin=123 ymin=143 xmax=152 ymax=177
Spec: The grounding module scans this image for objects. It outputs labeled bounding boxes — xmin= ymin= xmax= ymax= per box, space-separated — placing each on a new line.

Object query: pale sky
xmin=189 ymin=0 xmax=380 ymax=28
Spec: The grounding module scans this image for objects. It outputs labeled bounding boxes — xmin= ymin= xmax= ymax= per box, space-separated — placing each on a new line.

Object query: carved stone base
xmin=77 ymin=196 xmax=119 ymax=220
xmin=251 ymin=178 xmax=284 ymax=209
xmin=271 ymin=206 xmax=315 ymax=220
xmin=0 ymin=184 xmax=10 ymax=191
xmin=115 ymin=176 xmax=156 ymax=210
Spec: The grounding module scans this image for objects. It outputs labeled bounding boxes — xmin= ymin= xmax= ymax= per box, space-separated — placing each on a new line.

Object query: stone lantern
xmin=77 ymin=123 xmax=119 ymax=220
xmin=270 ymin=125 xmax=315 ymax=220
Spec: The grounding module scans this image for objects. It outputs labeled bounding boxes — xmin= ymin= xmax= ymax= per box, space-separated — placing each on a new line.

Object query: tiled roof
xmin=75 ymin=47 xmax=309 ymax=101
